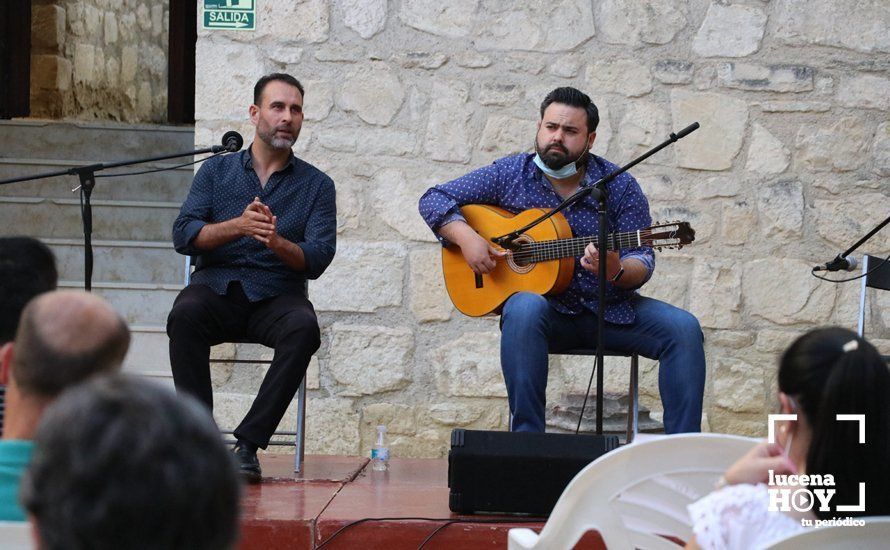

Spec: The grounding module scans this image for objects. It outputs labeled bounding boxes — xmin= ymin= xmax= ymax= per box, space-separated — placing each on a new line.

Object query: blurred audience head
xmin=0 ymin=237 xmax=57 ymax=344
xmin=1 ymin=290 xmax=130 ymax=439
xmin=21 ymin=375 xmax=241 ymax=550
xmin=777 ymin=326 xmax=890 ymax=518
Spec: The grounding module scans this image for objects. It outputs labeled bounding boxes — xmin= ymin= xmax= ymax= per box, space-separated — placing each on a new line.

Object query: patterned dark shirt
xmin=173 ymin=146 xmax=336 ymax=301
xmin=418 ymin=153 xmax=654 ymax=324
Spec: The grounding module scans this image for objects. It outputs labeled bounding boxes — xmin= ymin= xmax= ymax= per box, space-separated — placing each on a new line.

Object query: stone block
xmin=31 ymin=55 xmax=72 ymax=91
xmin=393 ymin=51 xmax=448 ymax=70
xmin=136 ymin=3 xmax=151 ymax=31
xmin=585 ymin=59 xmax=653 ymax=98
xmin=754 ymin=330 xmax=798 ymax=355
xmin=758 ymin=101 xmax=831 ymax=113
xmin=549 ymin=55 xmax=581 ymax=78
xmin=73 ymin=43 xmax=97 ymax=85
xmin=303 ymin=79 xmax=333 ymax=122
xmin=743 ymin=258 xmax=836 ymax=325
xmin=475 ymin=2 xmax=595 ymax=53
xmin=477 ymin=116 xmax=536 ymax=157
xmin=337 ymin=0 xmax=386 ymax=40
xmin=478 ymin=82 xmax=521 ymax=106
xmin=837 ymin=74 xmax=890 ymax=111
xmin=195 ymin=41 xmax=267 ymax=121
xmin=757 ymin=180 xmax=803 ymax=238
xmin=361 ymin=403 xmax=417 ymax=435
xmin=692 ymin=3 xmax=766 ymax=58
xmin=774 ymin=0 xmax=890 ymax=54
xmin=644 ymin=255 xmax=694 ymax=311
xmin=120 ymin=45 xmax=138 ymax=84
xmin=104 ymin=11 xmax=118 ymax=44
xmin=709 ymin=331 xmax=755 ymax=350
xmin=105 ymin=56 xmax=119 ymax=88
xmin=370 ymin=168 xmax=438 ymax=242
xmin=694 ymin=177 xmax=741 ymax=200
xmin=328 ymin=323 xmax=413 ymax=395
xmin=653 ymin=60 xmax=693 ymax=85
xmin=746 ymin=124 xmax=790 ymax=175
xmin=720 ymin=199 xmax=755 ymax=246
xmin=671 ymin=90 xmax=748 ymax=171
xmin=259 ymin=0 xmax=329 ymax=43
xmin=306 ymin=398 xmax=360 ymax=455
xmin=717 ymin=63 xmax=814 ymax=93
xmin=337 ymin=63 xmax=404 ymax=126
xmin=310 ymin=241 xmax=406 ymax=312
xmin=399 ymin=0 xmax=476 ymax=38
xmin=873 ymin=122 xmax=890 ymax=176
xmin=454 ymin=51 xmax=491 ymax=68
xmin=423 ymin=79 xmax=471 ymax=162
xmin=151 ymin=5 xmax=164 ymax=37
xmin=409 ymin=246 xmax=453 ymax=323
xmin=306 ymin=356 xmax=321 ymax=390
xmin=712 ymin=358 xmax=764 ymax=414
xmin=813 ymin=194 xmax=890 ymax=251
xmin=431 ymin=332 xmax=506 ymax=398
xmin=424 ymin=402 xmax=502 ymax=429
xmin=595 ymin=0 xmax=686 ymax=45
xmin=794 ymin=117 xmax=870 ymax=173
xmin=689 ymin=257 xmax=741 ymax=329
xmin=31 ymin=4 xmax=65 ymax=52
xmin=613 ymin=100 xmax=669 ymax=162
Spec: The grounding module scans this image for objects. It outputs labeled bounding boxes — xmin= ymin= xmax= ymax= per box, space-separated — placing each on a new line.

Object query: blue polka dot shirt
xmin=173 ymin=146 xmax=337 ymax=301
xmin=419 ymin=153 xmax=655 ymax=324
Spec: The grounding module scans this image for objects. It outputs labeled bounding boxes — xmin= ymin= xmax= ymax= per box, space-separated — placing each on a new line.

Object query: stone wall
xmin=195 ymin=0 xmax=890 ymax=458
xmin=30 ymin=0 xmax=168 ymax=121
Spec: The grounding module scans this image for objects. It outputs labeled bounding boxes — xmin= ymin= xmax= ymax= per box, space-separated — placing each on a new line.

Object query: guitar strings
xmin=503 ymin=230 xmax=658 ymax=263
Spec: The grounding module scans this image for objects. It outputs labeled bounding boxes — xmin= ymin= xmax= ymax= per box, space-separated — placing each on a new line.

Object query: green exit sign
xmin=203 ymin=0 xmax=256 ymax=31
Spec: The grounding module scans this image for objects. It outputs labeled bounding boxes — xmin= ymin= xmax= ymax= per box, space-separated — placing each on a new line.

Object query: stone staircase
xmin=0 ymin=119 xmax=195 ymax=384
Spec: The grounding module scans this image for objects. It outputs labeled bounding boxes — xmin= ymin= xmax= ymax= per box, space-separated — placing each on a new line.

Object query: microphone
xmin=221 ymin=131 xmax=244 ymax=152
xmin=813 ymin=254 xmax=859 ymax=272
xmin=670 ymin=122 xmax=700 ymax=141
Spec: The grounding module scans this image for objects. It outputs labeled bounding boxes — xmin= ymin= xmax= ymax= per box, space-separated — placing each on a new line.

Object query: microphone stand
xmin=816 ymin=214 xmax=890 ymax=272
xmin=0 ymin=137 xmax=240 ymax=291
xmin=493 ymin=122 xmax=700 ymax=435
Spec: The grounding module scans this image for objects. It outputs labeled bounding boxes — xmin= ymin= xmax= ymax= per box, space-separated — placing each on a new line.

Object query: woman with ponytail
xmin=686 ymin=327 xmax=890 ymax=549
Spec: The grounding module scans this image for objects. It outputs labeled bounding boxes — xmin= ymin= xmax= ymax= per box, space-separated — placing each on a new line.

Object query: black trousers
xmin=166 ymin=282 xmax=320 ymax=449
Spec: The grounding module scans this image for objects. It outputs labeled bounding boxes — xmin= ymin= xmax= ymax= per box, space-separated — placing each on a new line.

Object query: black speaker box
xmin=447 ymin=429 xmax=620 ymax=516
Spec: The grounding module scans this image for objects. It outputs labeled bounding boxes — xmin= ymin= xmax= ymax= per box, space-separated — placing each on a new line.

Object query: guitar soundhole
xmin=507 ymin=236 xmax=535 ymax=273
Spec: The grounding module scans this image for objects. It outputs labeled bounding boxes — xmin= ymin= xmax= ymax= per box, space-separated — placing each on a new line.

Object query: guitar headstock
xmin=645 ymin=220 xmax=695 ymax=251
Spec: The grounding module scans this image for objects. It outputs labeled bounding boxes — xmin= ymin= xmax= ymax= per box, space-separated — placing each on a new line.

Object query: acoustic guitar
xmin=442 ymin=204 xmax=695 ymax=317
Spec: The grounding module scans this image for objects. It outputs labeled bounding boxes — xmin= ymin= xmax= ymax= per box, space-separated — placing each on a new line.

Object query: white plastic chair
xmin=508 ymin=433 xmax=758 ymax=550
xmin=766 ymin=516 xmax=890 ymax=549
xmin=0 ymin=521 xmax=34 ymax=550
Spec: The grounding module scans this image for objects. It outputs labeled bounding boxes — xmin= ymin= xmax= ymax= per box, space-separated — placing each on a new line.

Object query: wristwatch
xmin=610 ymin=264 xmax=625 ymax=283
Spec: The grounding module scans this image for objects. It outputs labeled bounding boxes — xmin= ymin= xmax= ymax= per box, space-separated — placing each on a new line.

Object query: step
xmin=46 ymin=238 xmax=184 ymax=285
xmin=59 ymin=281 xmax=181 ymax=326
xmin=0 ymin=156 xmax=194 ymax=202
xmin=0 ymin=119 xmax=195 ymax=161
xmin=0 ymin=197 xmax=179 ymax=241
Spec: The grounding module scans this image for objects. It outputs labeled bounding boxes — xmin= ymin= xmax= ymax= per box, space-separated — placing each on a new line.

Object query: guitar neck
xmin=517 ymin=230 xmax=647 ymax=264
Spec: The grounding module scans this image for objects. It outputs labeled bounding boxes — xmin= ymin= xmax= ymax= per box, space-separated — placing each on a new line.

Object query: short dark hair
xmin=0 ymin=237 xmax=57 ymax=343
xmin=253 ymin=73 xmax=305 ymax=106
xmin=11 ymin=291 xmax=130 ymax=397
xmin=21 ymin=375 xmax=241 ymax=550
xmin=540 ymin=87 xmax=600 ymax=134
xmin=778 ymin=327 xmax=890 ymax=519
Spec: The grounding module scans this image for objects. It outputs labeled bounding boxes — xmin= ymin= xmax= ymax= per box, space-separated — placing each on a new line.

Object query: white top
xmin=687 ymin=483 xmax=806 ymax=550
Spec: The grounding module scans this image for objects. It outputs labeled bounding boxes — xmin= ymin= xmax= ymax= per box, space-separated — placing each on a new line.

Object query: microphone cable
xmin=810 ymin=253 xmax=890 ymax=283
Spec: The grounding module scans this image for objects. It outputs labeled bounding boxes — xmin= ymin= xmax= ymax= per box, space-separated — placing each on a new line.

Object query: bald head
xmin=11 ymin=290 xmax=130 ymax=397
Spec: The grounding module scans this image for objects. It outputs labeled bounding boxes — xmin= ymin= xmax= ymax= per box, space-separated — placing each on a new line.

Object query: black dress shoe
xmin=234 ymin=443 xmax=262 ymax=483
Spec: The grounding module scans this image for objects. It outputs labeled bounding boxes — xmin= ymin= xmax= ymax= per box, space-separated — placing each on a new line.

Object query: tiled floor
xmin=237 ymin=455 xmax=606 ymax=550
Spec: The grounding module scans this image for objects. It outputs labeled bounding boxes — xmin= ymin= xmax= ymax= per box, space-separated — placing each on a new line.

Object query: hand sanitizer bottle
xmin=371 ymin=425 xmax=389 ymax=471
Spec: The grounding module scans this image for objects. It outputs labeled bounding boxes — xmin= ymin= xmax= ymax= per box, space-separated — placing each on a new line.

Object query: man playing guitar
xmin=418 ymin=87 xmax=705 ymax=434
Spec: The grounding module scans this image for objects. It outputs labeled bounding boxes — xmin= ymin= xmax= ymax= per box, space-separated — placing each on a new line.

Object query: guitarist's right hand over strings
xmin=438 ymin=220 xmax=507 ymax=275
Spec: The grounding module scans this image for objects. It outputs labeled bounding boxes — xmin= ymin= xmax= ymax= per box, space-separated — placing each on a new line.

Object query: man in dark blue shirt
xmin=168 ymin=73 xmax=336 ymax=482
xmin=419 ymin=87 xmax=704 ymax=434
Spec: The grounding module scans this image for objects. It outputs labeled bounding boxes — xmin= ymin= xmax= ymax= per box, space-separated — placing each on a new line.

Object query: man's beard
xmin=535 ymin=140 xmax=586 ymax=170
xmin=258 ymin=124 xmax=298 ymax=150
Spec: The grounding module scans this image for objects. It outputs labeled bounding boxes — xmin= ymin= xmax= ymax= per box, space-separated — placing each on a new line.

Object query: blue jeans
xmin=500 ymin=292 xmax=705 ymax=434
